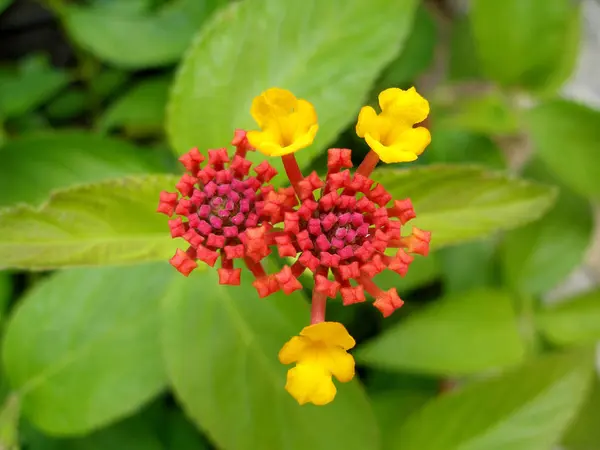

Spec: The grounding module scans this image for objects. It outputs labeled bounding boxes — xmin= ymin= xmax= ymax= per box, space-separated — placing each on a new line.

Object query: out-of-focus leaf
xmin=563 ymin=376 xmax=600 ymax=450
xmin=22 ymin=414 xmax=165 ymax=450
xmin=376 ymin=5 xmax=436 ymax=89
xmin=526 ymin=99 xmax=600 ymax=198
xmin=45 ymin=89 xmax=87 ymax=120
xmin=5 ymin=114 xmax=50 ymax=133
xmin=536 ymin=289 xmax=600 ymax=346
xmin=0 ymin=271 xmax=12 ymax=323
xmin=0 ymin=175 xmax=180 ymax=270
xmin=390 ymin=350 xmax=593 ymax=450
xmin=62 ymin=0 xmax=228 ymax=68
xmin=0 ymin=0 xmax=13 ymax=14
xmin=423 ymin=129 xmax=505 ymax=168
xmin=161 ymin=269 xmax=379 ymax=450
xmin=89 ymin=69 xmax=129 ymax=99
xmin=64 ymin=415 xmax=164 ymax=449
xmin=373 ymin=253 xmax=440 ymax=293
xmin=448 ymin=16 xmax=482 ymax=81
xmin=0 ymin=55 xmax=69 ymax=118
xmin=0 ymin=395 xmax=20 ymax=450
xmin=373 ymin=165 xmax=556 ymax=248
xmin=539 ymin=7 xmax=581 ymax=95
xmin=0 ymin=132 xmax=166 ymax=207
xmin=356 ymin=288 xmax=525 ymax=375
xmin=167 ymin=0 xmax=420 ymax=176
xmin=2 ymin=264 xmax=172 ymax=435
xmin=438 ymin=240 xmax=498 ymax=293
xmin=163 ymin=410 xmax=209 ymax=450
xmin=434 ymin=89 xmax=519 ymax=135
xmin=91 ymin=0 xmax=156 ymax=16
xmin=471 ymin=0 xmax=580 ymax=90
xmin=500 ymin=169 xmax=592 ymax=296
xmin=372 ymin=388 xmax=433 ymax=447
xmin=367 ymin=372 xmax=437 ymax=447
xmin=98 ymin=76 xmax=170 ymax=137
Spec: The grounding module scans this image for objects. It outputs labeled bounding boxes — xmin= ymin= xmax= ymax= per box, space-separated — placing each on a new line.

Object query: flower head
xmin=157 ymin=130 xmax=283 ymax=292
xmin=356 ymin=87 xmax=431 ymax=164
xmin=158 ymin=87 xmax=433 ymax=407
xmin=260 ymin=148 xmax=431 ymax=317
xmin=247 ymin=88 xmax=319 ymax=157
xmin=279 ymin=322 xmax=355 ymax=405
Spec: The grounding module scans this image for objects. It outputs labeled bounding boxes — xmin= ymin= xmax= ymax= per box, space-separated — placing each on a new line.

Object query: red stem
xmin=357 ymin=275 xmax=384 ymax=298
xmin=281 ymin=154 xmax=305 ymax=198
xmin=356 ymin=150 xmax=380 ymax=177
xmin=310 ymin=290 xmax=327 ymax=324
xmin=244 ymin=257 xmax=266 ymax=278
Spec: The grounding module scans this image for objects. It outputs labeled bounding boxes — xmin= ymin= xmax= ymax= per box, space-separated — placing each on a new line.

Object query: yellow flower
xmin=247 ymin=88 xmax=319 ymax=157
xmin=356 ymin=87 xmax=431 ymax=164
xmin=279 ymin=321 xmax=355 ymax=406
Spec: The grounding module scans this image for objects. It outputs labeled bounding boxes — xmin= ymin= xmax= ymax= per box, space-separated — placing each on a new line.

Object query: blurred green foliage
xmin=0 ymin=0 xmax=599 ymax=449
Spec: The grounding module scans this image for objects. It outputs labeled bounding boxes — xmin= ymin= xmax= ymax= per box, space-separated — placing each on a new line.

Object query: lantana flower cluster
xmin=158 ymin=86 xmax=432 ymax=406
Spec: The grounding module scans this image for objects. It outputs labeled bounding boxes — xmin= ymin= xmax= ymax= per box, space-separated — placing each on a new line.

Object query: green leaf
xmin=0 ymin=175 xmax=180 ymax=270
xmin=0 ymin=0 xmax=13 ymax=15
xmin=471 ymin=0 xmax=580 ymax=90
xmin=62 ymin=415 xmax=164 ymax=450
xmin=161 ymin=269 xmax=380 ymax=450
xmin=45 ymin=89 xmax=87 ymax=120
xmin=526 ymin=99 xmax=600 ymax=198
xmin=163 ymin=410 xmax=209 ymax=450
xmin=22 ymin=414 xmax=165 ymax=450
xmin=375 ymin=5 xmax=437 ymax=89
xmin=90 ymin=0 xmax=156 ymax=16
xmin=367 ymin=373 xmax=437 ymax=448
xmin=390 ymin=350 xmax=593 ymax=450
xmin=167 ymin=0 xmax=420 ymax=175
xmin=434 ymin=89 xmax=519 ymax=135
xmin=372 ymin=165 xmax=556 ymax=248
xmin=423 ymin=129 xmax=505 ymax=168
xmin=62 ymin=0 xmax=227 ymax=69
xmin=0 ymin=271 xmax=12 ymax=323
xmin=448 ymin=16 xmax=482 ymax=81
xmin=0 ymin=395 xmax=20 ymax=450
xmin=373 ymin=253 xmax=440 ymax=293
xmin=89 ymin=69 xmax=129 ymax=100
xmin=438 ymin=240 xmax=498 ymax=293
xmin=356 ymin=288 xmax=525 ymax=375
xmin=0 ymin=55 xmax=69 ymax=118
xmin=2 ymin=264 xmax=172 ymax=435
xmin=97 ymin=76 xmax=171 ymax=137
xmin=0 ymin=131 xmax=166 ymax=207
xmin=500 ymin=163 xmax=593 ymax=296
xmin=563 ymin=376 xmax=600 ymax=450
xmin=372 ymin=388 xmax=433 ymax=448
xmin=536 ymin=289 xmax=600 ymax=347
xmin=5 ymin=113 xmax=50 ymax=134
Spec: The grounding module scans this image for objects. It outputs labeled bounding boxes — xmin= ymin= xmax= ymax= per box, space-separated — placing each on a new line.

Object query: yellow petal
xmin=279 ymin=336 xmax=310 ymax=365
xmin=355 ymin=106 xmax=378 ymax=138
xmin=295 ymin=99 xmax=318 ymax=128
xmin=300 ymin=322 xmax=355 ymax=350
xmin=285 ymin=363 xmax=337 ymax=406
xmin=378 ymin=87 xmax=403 ymax=111
xmin=246 ymin=129 xmax=280 ymax=153
xmin=378 ymin=87 xmax=429 ymax=125
xmin=325 ymin=347 xmax=355 ymax=383
xmin=287 ymin=124 xmax=319 ymax=153
xmin=392 ymin=126 xmax=431 ymax=156
xmin=250 ymin=88 xmax=298 ymax=128
xmin=365 ymin=133 xmax=419 ymax=164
